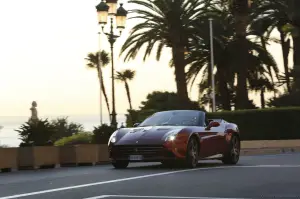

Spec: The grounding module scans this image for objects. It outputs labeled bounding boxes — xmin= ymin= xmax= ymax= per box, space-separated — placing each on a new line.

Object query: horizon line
xmin=0 ymin=113 xmax=128 ymax=118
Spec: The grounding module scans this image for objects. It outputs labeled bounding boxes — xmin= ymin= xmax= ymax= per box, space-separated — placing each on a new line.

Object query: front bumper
xmin=109 ymin=144 xmax=180 ymax=162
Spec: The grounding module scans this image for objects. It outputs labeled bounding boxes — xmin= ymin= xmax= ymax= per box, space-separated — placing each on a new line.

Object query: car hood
xmin=115 ymin=126 xmax=184 ymax=145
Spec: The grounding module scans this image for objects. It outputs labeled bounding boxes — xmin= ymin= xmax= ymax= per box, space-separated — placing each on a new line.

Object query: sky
xmin=0 ymin=0 xmax=292 ymax=119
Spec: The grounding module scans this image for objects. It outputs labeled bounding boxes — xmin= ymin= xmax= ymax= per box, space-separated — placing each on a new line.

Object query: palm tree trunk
xmin=172 ymin=47 xmax=190 ymax=108
xmin=260 ymin=87 xmax=265 ymax=109
xmin=279 ymin=30 xmax=291 ymax=93
xmin=98 ymin=69 xmax=111 ymax=123
xmin=233 ymin=0 xmax=250 ymax=110
xmin=217 ymin=67 xmax=231 ymax=110
xmin=292 ymin=35 xmax=300 ymax=90
xmin=236 ymin=65 xmax=249 ymax=109
xmin=260 ymin=36 xmax=277 ymax=97
xmin=260 ymin=36 xmax=273 ymax=82
xmin=124 ymin=81 xmax=132 ymax=110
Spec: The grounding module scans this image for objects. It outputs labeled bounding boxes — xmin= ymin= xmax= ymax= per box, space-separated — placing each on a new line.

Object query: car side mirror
xmin=205 ymin=121 xmax=220 ymax=130
xmin=133 ymin=123 xmax=140 ymax=127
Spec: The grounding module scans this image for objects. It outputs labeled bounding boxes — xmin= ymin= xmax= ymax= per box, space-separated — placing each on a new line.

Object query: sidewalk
xmin=241 ymin=140 xmax=300 ymax=156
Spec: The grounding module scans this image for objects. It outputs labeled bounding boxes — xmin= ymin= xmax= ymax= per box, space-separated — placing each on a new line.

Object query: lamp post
xmin=98 ymin=32 xmax=103 ymax=125
xmin=208 ymin=18 xmax=216 ymax=112
xmin=96 ymin=0 xmax=128 ymax=128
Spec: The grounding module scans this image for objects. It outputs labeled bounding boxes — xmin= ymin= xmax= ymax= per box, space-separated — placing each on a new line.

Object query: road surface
xmin=0 ymin=153 xmax=300 ymax=199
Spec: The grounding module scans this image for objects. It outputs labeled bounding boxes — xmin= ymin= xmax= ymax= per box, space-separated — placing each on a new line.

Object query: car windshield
xmin=138 ymin=111 xmax=201 ymax=127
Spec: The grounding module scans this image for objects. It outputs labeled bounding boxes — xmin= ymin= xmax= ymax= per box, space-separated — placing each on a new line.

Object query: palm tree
xmin=115 ymin=69 xmax=136 ymax=110
xmin=120 ymin=0 xmax=206 ymax=108
xmin=250 ymin=0 xmax=292 ymax=93
xmin=229 ymin=0 xmax=251 ymax=109
xmin=286 ymin=0 xmax=300 ymax=89
xmin=85 ymin=51 xmax=111 ymax=122
xmin=177 ymin=1 xmax=278 ymax=110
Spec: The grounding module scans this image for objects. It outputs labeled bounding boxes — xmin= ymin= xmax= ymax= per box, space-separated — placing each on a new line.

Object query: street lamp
xmin=96 ymin=0 xmax=128 ymax=128
xmin=208 ymin=18 xmax=216 ymax=112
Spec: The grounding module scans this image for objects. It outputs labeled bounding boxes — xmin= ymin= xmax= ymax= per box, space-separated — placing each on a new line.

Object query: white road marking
xmin=252 ymin=165 xmax=300 ymax=168
xmin=0 ymin=165 xmax=300 ymax=199
xmin=84 ymin=195 xmax=247 ymax=199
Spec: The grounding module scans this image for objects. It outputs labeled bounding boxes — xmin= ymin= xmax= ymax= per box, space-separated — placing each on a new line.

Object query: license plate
xmin=129 ymin=155 xmax=143 ymax=161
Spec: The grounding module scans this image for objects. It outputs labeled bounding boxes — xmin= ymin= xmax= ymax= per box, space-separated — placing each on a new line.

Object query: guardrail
xmin=1 ymin=140 xmax=300 ymax=172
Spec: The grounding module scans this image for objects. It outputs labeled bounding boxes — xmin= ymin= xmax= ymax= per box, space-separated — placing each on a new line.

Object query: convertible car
xmin=108 ymin=110 xmax=240 ymax=169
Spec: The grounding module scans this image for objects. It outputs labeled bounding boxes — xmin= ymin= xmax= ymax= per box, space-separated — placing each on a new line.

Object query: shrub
xmin=92 ymin=124 xmax=116 ymax=144
xmin=16 ymin=119 xmax=56 ymax=147
xmin=15 ymin=117 xmax=85 ymax=147
xmin=125 ymin=107 xmax=300 ymax=140
xmin=207 ymin=107 xmax=300 ymax=140
xmin=54 ymin=132 xmax=92 ymax=146
xmin=268 ymin=91 xmax=300 ymax=107
xmin=51 ymin=117 xmax=84 ymax=141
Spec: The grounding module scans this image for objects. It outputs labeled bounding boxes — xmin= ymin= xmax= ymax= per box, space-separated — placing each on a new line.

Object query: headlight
xmin=166 ymin=135 xmax=176 ymax=141
xmin=108 ymin=130 xmax=118 ymax=145
xmin=164 ymin=130 xmax=181 ymax=141
xmin=110 ymin=136 xmax=116 ymax=143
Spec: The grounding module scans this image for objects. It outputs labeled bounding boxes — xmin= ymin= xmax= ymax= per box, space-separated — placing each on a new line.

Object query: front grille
xmin=113 ymin=145 xmax=164 ymax=157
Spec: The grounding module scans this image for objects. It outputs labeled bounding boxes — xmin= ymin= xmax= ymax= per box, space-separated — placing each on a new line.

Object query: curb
xmin=240 ymin=147 xmax=300 ymax=156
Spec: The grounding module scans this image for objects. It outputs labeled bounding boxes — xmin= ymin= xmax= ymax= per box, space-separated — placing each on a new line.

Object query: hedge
xmin=54 ymin=132 xmax=93 ymax=146
xmin=126 ymin=107 xmax=300 ymax=140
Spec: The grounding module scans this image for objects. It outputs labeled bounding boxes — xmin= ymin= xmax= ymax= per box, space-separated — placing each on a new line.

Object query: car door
xmin=209 ymin=122 xmax=227 ymax=154
xmin=198 ymin=122 xmax=226 ymax=158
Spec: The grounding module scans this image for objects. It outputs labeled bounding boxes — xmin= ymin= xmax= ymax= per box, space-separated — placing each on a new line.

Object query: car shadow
xmin=122 ymin=161 xmax=228 ymax=171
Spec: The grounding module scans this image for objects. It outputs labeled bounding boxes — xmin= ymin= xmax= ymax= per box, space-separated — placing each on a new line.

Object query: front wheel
xmin=112 ymin=160 xmax=129 ymax=169
xmin=185 ymin=137 xmax=199 ymax=168
xmin=222 ymin=135 xmax=240 ymax=165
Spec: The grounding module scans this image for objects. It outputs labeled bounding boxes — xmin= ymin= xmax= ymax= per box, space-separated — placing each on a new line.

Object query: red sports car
xmin=108 ymin=110 xmax=240 ymax=169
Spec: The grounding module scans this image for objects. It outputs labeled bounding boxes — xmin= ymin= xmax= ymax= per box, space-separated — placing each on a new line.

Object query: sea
xmin=0 ymin=114 xmax=127 ymax=147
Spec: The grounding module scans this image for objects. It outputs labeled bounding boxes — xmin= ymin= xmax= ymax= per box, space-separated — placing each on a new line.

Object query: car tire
xmin=185 ymin=136 xmax=199 ymax=168
xmin=112 ymin=160 xmax=129 ymax=169
xmin=222 ymin=135 xmax=240 ymax=165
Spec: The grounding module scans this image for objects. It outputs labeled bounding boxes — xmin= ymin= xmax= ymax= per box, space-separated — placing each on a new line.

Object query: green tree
xmin=16 ymin=119 xmax=56 ymax=146
xmin=268 ymin=68 xmax=300 ymax=107
xmin=286 ymin=0 xmax=300 ymax=89
xmin=179 ymin=2 xmax=278 ymax=110
xmin=248 ymin=75 xmax=277 ymax=108
xmin=50 ymin=117 xmax=84 ymax=141
xmin=120 ymin=0 xmax=205 ymax=108
xmin=92 ymin=124 xmax=116 ymax=144
xmin=139 ymin=91 xmax=201 ymax=111
xmin=85 ymin=51 xmax=111 ymax=122
xmin=125 ymin=91 xmax=202 ymax=127
xmin=16 ymin=117 xmax=86 ymax=146
xmin=115 ymin=69 xmax=136 ymax=110
xmin=250 ymin=0 xmax=292 ymax=92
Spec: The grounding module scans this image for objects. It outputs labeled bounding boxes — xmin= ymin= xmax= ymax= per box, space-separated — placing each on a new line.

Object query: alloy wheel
xmin=231 ymin=136 xmax=240 ymax=162
xmin=188 ymin=139 xmax=198 ymax=167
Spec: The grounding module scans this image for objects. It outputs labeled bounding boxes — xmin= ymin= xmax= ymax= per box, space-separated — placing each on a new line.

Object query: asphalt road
xmin=0 ymin=153 xmax=300 ymax=199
